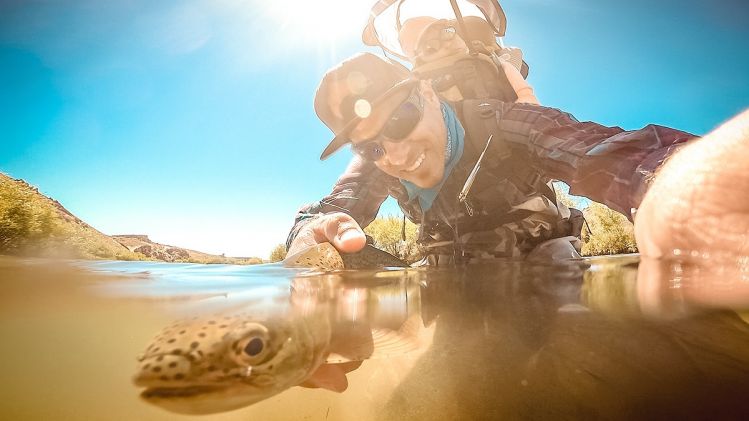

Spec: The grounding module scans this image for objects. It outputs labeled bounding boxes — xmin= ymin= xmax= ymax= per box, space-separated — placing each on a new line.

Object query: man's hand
xmin=634 ymin=110 xmax=749 ymax=315
xmin=287 ymin=212 xmax=367 ymax=257
xmin=634 ymin=109 xmax=749 ymax=260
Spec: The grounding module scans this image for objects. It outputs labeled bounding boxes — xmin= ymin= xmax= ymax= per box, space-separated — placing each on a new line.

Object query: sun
xmin=262 ymin=0 xmax=372 ymax=46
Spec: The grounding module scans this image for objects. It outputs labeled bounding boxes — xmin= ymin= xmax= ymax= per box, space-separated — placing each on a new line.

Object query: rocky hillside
xmin=111 ymin=234 xmax=261 ymax=265
xmin=0 ymin=173 xmax=261 ymax=264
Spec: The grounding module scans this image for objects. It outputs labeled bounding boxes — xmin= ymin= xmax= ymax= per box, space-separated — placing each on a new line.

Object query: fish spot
xmin=179 ymin=330 xmax=186 ymax=335
xmin=143 ymin=363 xmax=151 ymax=370
xmin=152 ymin=347 xmax=160 ymax=353
xmin=198 ymin=332 xmax=206 ymax=338
xmin=208 ymin=365 xmax=217 ymax=371
xmin=152 ymin=366 xmax=162 ymax=373
xmin=168 ymin=362 xmax=178 ymax=368
xmin=160 ymin=375 xmax=168 ymax=381
xmin=219 ymin=324 xmax=228 ymax=329
xmin=174 ymin=373 xmax=185 ymax=380
xmin=171 ymin=349 xmax=182 ymax=355
xmin=167 ymin=338 xmax=176 ymax=343
xmin=156 ymin=355 xmax=164 ymax=362
xmin=223 ymin=368 xmax=231 ymax=374
xmin=208 ymin=320 xmax=216 ymax=325
xmin=190 ymin=341 xmax=200 ymax=349
xmin=201 ymin=326 xmax=208 ymax=330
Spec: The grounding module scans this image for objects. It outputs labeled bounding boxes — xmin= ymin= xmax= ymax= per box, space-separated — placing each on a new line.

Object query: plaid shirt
xmin=287 ymin=102 xmax=694 ymax=257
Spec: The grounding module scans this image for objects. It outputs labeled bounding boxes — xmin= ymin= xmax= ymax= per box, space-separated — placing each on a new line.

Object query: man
xmin=285 ymin=52 xmax=744 ymax=265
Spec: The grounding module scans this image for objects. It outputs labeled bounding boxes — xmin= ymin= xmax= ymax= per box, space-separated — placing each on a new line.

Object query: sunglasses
xmin=351 ymin=90 xmax=424 ymax=162
xmin=415 ymin=23 xmax=457 ymax=57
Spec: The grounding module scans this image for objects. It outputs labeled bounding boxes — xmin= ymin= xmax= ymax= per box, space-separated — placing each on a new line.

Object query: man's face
xmin=350 ymin=83 xmax=448 ymax=188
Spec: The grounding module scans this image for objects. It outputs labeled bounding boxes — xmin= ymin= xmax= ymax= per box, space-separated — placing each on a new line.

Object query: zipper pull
xmin=463 ymin=198 xmax=475 ymax=216
xmin=459 ymin=134 xmax=493 ymax=215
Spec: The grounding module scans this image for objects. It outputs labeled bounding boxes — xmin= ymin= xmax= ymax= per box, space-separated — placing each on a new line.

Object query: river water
xmin=1 ymin=255 xmax=749 ymax=420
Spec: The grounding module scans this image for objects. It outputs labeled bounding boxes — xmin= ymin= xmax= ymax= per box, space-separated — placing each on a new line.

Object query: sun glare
xmin=263 ymin=0 xmax=372 ymax=46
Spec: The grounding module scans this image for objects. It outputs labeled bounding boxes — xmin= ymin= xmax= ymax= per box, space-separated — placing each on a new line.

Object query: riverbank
xmin=0 ymin=173 xmax=262 ymax=264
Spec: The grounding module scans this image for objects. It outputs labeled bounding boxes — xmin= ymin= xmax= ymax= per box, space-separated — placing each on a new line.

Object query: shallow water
xmin=2 ymin=255 xmax=749 ymax=420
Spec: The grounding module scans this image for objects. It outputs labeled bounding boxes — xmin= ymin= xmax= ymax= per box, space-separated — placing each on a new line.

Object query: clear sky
xmin=2 ymin=0 xmax=748 ymax=258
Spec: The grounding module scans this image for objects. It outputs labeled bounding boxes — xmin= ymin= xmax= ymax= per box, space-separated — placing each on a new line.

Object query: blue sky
xmin=2 ymin=0 xmax=748 ymax=258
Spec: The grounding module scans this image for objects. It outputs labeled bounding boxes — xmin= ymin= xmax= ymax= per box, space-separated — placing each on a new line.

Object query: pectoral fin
xmin=299 ymin=361 xmax=363 ymax=392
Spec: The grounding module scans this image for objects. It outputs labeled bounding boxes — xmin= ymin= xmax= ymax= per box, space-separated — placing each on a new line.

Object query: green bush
xmin=269 ymin=243 xmax=287 ymax=262
xmin=554 ymin=182 xmax=638 ymax=256
xmin=0 ymin=179 xmax=65 ymax=255
xmin=581 ymin=202 xmax=637 ymax=256
xmin=364 ymin=215 xmax=423 ymax=263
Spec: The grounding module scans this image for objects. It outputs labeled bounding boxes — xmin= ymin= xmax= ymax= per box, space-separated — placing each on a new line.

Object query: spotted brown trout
xmin=282 ymin=242 xmax=410 ymax=270
xmin=133 ymin=244 xmax=424 ymax=414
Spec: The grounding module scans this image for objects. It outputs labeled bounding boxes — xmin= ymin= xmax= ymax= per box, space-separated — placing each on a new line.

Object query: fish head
xmin=133 ymin=313 xmax=328 ymax=414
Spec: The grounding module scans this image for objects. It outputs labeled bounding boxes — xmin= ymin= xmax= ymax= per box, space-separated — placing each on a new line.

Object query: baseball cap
xmin=314 ymin=52 xmax=416 ymax=160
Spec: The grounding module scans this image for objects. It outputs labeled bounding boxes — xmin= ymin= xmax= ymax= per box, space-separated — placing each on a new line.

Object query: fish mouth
xmin=141 ymin=385 xmax=223 ymax=399
xmin=139 ymin=383 xmax=268 ymax=415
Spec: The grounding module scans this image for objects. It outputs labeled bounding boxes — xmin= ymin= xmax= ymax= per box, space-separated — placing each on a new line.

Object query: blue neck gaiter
xmin=400 ymin=102 xmax=464 ymax=211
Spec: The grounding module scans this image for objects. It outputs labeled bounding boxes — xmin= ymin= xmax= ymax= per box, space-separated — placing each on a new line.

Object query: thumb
xmin=314 ymin=213 xmax=366 ymax=254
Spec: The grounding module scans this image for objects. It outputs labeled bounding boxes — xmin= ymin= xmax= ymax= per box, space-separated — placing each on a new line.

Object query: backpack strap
xmin=459 ymin=99 xmax=557 ymax=203
xmin=460 ymin=99 xmax=512 ymax=159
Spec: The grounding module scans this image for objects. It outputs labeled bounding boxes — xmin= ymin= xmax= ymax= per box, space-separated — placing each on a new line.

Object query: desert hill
xmin=0 ymin=173 xmax=262 ymax=264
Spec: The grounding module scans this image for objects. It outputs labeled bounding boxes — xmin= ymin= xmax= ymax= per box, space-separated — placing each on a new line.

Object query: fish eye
xmin=244 ymin=337 xmax=264 ymax=357
xmin=232 ymin=329 xmax=272 ymax=366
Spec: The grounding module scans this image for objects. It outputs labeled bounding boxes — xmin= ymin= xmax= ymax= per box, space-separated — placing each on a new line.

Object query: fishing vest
xmin=398 ymin=99 xmax=583 ymax=259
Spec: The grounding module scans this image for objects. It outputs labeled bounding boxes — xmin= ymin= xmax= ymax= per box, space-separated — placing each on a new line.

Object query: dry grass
xmin=0 ymin=173 xmax=262 ymax=264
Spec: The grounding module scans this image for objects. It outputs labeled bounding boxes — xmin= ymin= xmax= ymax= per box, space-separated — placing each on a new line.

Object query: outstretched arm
xmin=495 ymin=102 xmax=749 ymax=261
xmin=494 ymin=102 xmax=695 ymax=220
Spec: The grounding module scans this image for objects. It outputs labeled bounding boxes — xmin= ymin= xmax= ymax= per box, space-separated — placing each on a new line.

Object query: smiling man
xmin=285 ymin=52 xmax=698 ymax=264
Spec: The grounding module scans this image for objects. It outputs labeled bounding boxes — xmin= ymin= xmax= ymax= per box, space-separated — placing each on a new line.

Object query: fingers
xmin=312 ymin=213 xmax=366 ymax=253
xmin=288 ymin=213 xmax=366 ymax=256
xmin=635 ymin=108 xmax=749 ymax=259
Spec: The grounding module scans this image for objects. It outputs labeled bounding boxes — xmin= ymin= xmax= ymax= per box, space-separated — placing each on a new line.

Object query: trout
xmin=133 ymin=270 xmax=426 ymax=414
xmin=283 ymin=242 xmax=410 ymax=270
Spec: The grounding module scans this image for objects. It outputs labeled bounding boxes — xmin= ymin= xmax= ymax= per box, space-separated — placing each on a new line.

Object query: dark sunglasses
xmin=351 ymin=90 xmax=424 ymax=162
xmin=415 ymin=23 xmax=457 ymax=57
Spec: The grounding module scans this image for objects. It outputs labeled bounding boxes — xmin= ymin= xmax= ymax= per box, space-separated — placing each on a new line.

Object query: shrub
xmin=364 ymin=215 xmax=423 ymax=263
xmin=0 ymin=178 xmax=65 ymax=255
xmin=581 ymin=202 xmax=637 ymax=256
xmin=554 ymin=182 xmax=638 ymax=256
xmin=269 ymin=243 xmax=287 ymax=262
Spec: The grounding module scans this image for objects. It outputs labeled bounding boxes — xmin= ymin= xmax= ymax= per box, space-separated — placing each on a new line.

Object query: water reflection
xmin=128 ymin=257 xmax=749 ymax=418
xmin=133 ymin=272 xmax=431 ymax=415
xmin=384 ymin=260 xmax=749 ymax=420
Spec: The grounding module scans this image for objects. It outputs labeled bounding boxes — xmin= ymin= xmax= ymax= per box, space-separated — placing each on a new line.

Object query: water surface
xmin=1 ymin=255 xmax=748 ymax=420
